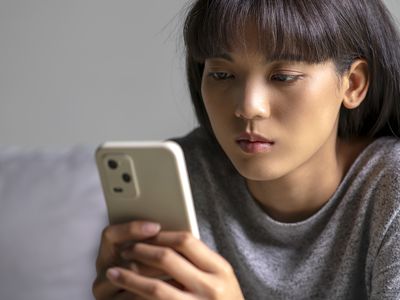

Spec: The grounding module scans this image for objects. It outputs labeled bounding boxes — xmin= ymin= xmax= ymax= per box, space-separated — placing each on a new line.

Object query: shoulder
xmin=365 ymin=137 xmax=400 ymax=199
xmin=339 ymin=137 xmax=400 ymax=237
xmin=368 ymin=137 xmax=400 ymax=194
xmin=354 ymin=137 xmax=400 ymax=242
xmin=354 ymin=137 xmax=400 ymax=187
xmin=369 ymin=136 xmax=400 ymax=168
xmin=361 ymin=138 xmax=400 ymax=297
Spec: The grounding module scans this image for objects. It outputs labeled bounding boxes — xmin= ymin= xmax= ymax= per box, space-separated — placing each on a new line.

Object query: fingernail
xmin=106 ymin=268 xmax=120 ymax=280
xmin=141 ymin=222 xmax=161 ymax=234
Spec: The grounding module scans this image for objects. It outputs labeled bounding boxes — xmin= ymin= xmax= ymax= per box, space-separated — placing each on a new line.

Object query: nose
xmin=234 ymin=78 xmax=271 ymax=120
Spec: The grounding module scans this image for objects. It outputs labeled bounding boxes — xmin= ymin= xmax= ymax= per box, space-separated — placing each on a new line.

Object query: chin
xmin=231 ymin=156 xmax=286 ymax=182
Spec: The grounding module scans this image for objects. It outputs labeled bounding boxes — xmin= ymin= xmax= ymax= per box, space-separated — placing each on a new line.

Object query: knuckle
xmin=196 ymin=275 xmax=214 ymax=293
xmin=91 ymin=276 xmax=105 ymax=299
xmin=126 ymin=222 xmax=140 ymax=236
xmin=175 ymin=231 xmax=193 ymax=247
xmin=115 ymin=271 xmax=133 ymax=287
xmin=207 ymin=280 xmax=226 ymax=299
xmin=222 ymin=263 xmax=235 ymax=278
xmin=146 ymin=282 xmax=164 ymax=298
xmin=154 ymin=248 xmax=173 ymax=264
xmin=214 ymin=284 xmax=227 ymax=298
xmin=101 ymin=226 xmax=113 ymax=241
xmin=218 ymin=257 xmax=234 ymax=276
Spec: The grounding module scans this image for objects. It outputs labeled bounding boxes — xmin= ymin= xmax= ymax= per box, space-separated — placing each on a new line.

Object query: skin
xmin=93 ymin=221 xmax=244 ymax=299
xmin=201 ymin=37 xmax=370 ymax=222
xmin=93 ymin=29 xmax=370 ymax=300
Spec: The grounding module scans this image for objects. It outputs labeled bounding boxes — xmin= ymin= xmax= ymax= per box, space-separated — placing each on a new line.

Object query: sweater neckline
xmin=240 ymin=136 xmax=391 ymax=228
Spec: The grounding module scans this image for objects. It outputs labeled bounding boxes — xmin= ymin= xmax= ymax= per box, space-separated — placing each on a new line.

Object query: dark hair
xmin=183 ymin=0 xmax=400 ymax=139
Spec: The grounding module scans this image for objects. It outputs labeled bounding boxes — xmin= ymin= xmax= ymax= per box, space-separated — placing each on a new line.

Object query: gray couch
xmin=0 ymin=146 xmax=108 ymax=300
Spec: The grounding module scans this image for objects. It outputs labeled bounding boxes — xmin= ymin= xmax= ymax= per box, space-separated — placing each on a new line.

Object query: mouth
xmin=235 ymin=132 xmax=275 ymax=154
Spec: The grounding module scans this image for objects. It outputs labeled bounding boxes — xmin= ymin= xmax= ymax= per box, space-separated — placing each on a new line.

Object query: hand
xmin=92 ymin=220 xmax=164 ymax=300
xmin=105 ymin=231 xmax=245 ymax=300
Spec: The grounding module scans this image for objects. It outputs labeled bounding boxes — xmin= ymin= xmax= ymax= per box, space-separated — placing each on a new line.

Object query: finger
xmin=113 ymin=290 xmax=136 ymax=300
xmin=92 ymin=274 xmax=123 ymax=300
xmin=165 ymin=278 xmax=186 ymax=291
xmin=93 ymin=260 xmax=169 ymax=299
xmin=125 ymin=243 xmax=209 ymax=293
xmin=147 ymin=231 xmax=226 ymax=273
xmin=103 ymin=221 xmax=161 ymax=245
xmin=120 ymin=260 xmax=168 ymax=279
xmin=106 ymin=267 xmax=191 ymax=300
xmin=96 ymin=221 xmax=161 ymax=273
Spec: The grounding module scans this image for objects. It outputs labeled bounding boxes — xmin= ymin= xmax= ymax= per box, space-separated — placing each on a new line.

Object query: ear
xmin=342 ymin=59 xmax=369 ymax=109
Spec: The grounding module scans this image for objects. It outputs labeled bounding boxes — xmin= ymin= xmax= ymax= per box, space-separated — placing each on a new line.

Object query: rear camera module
xmin=122 ymin=173 xmax=131 ymax=183
xmin=108 ymin=159 xmax=118 ymax=170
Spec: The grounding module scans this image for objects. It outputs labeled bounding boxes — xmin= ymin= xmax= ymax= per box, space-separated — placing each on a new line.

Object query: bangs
xmin=184 ymin=0 xmax=342 ymax=63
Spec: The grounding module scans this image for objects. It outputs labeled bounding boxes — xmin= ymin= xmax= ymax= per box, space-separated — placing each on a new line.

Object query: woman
xmin=93 ymin=0 xmax=400 ymax=299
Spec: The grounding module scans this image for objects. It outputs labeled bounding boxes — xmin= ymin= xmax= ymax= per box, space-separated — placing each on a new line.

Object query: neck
xmin=246 ymin=137 xmax=371 ymax=223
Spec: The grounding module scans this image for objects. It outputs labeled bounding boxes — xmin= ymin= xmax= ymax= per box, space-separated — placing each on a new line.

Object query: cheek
xmin=201 ymin=89 xmax=217 ymax=122
xmin=200 ymin=79 xmax=215 ymax=116
xmin=201 ymin=83 xmax=233 ymax=123
xmin=277 ymin=85 xmax=342 ymax=134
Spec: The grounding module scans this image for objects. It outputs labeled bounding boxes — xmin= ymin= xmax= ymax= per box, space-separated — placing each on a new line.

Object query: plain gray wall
xmin=1 ymin=0 xmax=400 ymax=146
xmin=0 ymin=0 xmax=194 ymax=146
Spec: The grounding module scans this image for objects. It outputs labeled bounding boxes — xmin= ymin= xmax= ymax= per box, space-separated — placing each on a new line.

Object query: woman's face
xmin=201 ymin=42 xmax=348 ymax=181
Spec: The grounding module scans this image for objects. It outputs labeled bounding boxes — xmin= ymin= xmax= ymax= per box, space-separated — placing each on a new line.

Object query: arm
xmin=370 ymin=210 xmax=400 ymax=299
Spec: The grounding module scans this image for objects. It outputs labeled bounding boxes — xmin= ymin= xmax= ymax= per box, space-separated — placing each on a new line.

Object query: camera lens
xmin=108 ymin=160 xmax=118 ymax=169
xmin=122 ymin=173 xmax=131 ymax=183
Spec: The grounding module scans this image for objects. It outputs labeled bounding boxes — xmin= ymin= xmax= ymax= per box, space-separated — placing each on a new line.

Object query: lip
xmin=235 ymin=132 xmax=275 ymax=154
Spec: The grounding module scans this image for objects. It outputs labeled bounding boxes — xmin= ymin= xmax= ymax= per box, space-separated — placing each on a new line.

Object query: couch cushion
xmin=0 ymin=146 xmax=108 ymax=300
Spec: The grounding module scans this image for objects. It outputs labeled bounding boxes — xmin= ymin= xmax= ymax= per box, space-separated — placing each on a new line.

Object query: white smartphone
xmin=96 ymin=141 xmax=200 ymax=239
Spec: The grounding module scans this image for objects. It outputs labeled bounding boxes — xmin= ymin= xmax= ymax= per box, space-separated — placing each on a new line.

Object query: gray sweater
xmin=174 ymin=128 xmax=400 ymax=300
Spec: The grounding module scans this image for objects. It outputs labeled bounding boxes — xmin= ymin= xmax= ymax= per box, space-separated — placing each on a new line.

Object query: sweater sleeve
xmin=370 ymin=209 xmax=400 ymax=299
xmin=368 ymin=139 xmax=400 ymax=299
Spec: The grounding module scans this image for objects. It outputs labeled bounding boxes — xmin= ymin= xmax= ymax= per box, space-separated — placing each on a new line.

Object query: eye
xmin=270 ymin=74 xmax=301 ymax=83
xmin=208 ymin=72 xmax=234 ymax=81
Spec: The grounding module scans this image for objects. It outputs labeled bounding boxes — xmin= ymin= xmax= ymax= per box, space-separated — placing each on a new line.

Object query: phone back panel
xmin=96 ymin=141 xmax=199 ymax=239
